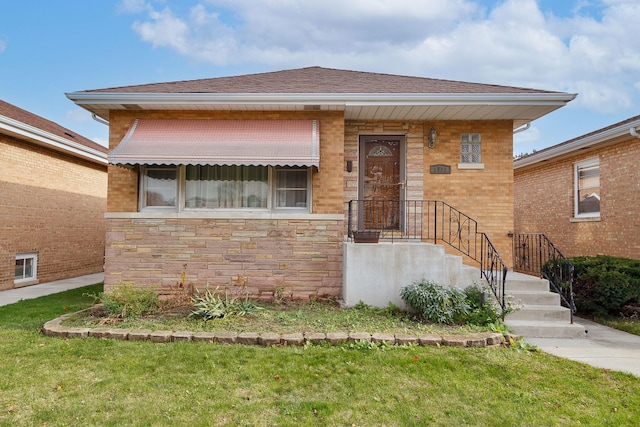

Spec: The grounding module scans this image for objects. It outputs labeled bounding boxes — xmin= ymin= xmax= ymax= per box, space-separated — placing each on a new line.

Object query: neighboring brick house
xmin=514 ymin=115 xmax=640 ymax=260
xmin=0 ymin=100 xmax=108 ymax=291
xmin=67 ymin=67 xmax=575 ymax=301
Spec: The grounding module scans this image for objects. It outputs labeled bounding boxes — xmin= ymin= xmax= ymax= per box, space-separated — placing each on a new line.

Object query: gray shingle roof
xmin=83 ymin=66 xmax=559 ymax=95
xmin=0 ymin=99 xmax=107 ymax=153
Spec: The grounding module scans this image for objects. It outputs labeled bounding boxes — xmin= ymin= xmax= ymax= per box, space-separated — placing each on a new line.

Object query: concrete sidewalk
xmin=0 ymin=273 xmax=104 ymax=307
xmin=527 ymin=317 xmax=640 ymax=377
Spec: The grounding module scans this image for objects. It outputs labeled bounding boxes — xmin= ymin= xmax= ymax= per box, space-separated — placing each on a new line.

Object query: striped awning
xmin=109 ymin=119 xmax=319 ymax=167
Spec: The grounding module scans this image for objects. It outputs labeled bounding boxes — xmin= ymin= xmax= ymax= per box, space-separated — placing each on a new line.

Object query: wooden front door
xmin=359 ymin=135 xmax=405 ymax=231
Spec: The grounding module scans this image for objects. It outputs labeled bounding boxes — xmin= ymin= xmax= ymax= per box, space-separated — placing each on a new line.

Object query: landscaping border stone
xmin=42 ymin=312 xmax=512 ymax=348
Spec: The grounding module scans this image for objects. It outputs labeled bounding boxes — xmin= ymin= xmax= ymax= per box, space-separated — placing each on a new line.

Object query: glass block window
xmin=460 ymin=133 xmax=482 ymax=163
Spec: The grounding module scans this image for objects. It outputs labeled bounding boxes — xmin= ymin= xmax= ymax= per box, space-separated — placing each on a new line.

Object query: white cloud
xmin=118 ymin=0 xmax=150 ymax=13
xmin=0 ymin=38 xmax=7 ymax=53
xmin=125 ymin=0 xmax=640 ymax=115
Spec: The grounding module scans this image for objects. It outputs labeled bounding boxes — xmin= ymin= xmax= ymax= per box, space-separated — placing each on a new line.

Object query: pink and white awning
xmin=109 ymin=119 xmax=319 ymax=167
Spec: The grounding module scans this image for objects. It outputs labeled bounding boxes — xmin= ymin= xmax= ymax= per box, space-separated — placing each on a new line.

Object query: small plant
xmin=85 ymin=284 xmax=159 ymax=318
xmin=273 ymin=285 xmax=288 ymax=305
xmin=463 ymin=283 xmax=503 ymax=326
xmin=190 ymin=286 xmax=226 ymax=320
xmin=189 ymin=285 xmax=263 ymax=320
xmin=400 ymin=280 xmax=469 ymax=325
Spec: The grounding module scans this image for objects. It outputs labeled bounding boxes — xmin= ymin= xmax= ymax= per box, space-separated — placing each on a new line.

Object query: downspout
xmin=92 ymin=113 xmax=109 ymax=126
xmin=513 ymin=123 xmax=530 ymax=134
xmin=631 ymin=127 xmax=640 ymax=139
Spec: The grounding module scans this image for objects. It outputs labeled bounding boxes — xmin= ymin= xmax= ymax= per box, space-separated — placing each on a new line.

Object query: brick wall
xmin=105 ymin=216 xmax=343 ymax=300
xmin=0 ymin=134 xmax=107 ymax=290
xmin=345 ymin=120 xmax=514 ymax=267
xmin=515 ymin=137 xmax=640 ymax=260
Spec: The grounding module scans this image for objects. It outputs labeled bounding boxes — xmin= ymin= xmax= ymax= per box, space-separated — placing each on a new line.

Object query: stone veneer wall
xmin=105 ymin=215 xmax=344 ymax=300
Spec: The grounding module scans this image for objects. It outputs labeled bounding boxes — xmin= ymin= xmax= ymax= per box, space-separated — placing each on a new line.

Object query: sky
xmin=1 ymin=0 xmax=639 ymax=155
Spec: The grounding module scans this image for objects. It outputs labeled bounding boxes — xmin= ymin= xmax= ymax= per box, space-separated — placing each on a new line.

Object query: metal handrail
xmin=513 ymin=233 xmax=576 ymax=323
xmin=347 ymin=199 xmax=508 ymax=315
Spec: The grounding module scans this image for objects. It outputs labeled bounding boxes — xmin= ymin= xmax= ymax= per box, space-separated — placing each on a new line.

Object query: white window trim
xmin=140 ymin=165 xmax=312 ymax=213
xmin=139 ymin=165 xmax=179 ymax=211
xmin=272 ymin=167 xmax=312 ymax=212
xmin=574 ymin=157 xmax=600 ymax=219
xmin=15 ymin=252 xmax=38 ymax=285
xmin=457 ymin=163 xmax=485 ymax=170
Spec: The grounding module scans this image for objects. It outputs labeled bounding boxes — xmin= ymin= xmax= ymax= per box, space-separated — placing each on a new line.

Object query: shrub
xmin=463 ymin=284 xmax=503 ymax=326
xmin=88 ymin=284 xmax=159 ymax=318
xmin=570 ymin=255 xmax=640 ymax=317
xmin=400 ymin=280 xmax=469 ymax=325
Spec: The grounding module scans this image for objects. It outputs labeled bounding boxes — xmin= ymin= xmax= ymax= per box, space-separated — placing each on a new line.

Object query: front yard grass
xmin=1 ymin=284 xmax=640 ymax=426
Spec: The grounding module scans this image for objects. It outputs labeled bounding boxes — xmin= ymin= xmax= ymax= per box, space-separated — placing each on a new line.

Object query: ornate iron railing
xmin=513 ymin=233 xmax=576 ymax=323
xmin=347 ymin=200 xmax=508 ymax=314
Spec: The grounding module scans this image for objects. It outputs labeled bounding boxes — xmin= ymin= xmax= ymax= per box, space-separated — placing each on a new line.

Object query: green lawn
xmin=594 ymin=316 xmax=640 ymax=337
xmin=1 ymin=284 xmax=640 ymax=426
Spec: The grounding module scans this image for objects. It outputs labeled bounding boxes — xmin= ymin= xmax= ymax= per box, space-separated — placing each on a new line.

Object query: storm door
xmin=358 ymin=135 xmax=405 ymax=231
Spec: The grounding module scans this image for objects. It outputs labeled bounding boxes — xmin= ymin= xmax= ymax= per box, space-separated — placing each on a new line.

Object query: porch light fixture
xmin=428 ymin=127 xmax=437 ymax=149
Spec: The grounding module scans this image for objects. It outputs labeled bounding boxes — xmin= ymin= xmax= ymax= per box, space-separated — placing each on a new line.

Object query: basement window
xmin=15 ymin=253 xmax=37 ymax=284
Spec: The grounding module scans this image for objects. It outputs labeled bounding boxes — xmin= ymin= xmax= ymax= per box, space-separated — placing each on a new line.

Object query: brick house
xmin=0 ymin=100 xmax=108 ymax=291
xmin=67 ymin=67 xmax=575 ymax=305
xmin=514 ymin=115 xmax=640 ymax=260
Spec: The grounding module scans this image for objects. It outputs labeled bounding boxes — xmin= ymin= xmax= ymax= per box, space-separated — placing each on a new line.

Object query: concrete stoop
xmin=504 ymin=272 xmax=586 ymax=339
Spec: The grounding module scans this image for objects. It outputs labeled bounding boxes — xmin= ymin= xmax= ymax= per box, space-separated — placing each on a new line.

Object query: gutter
xmin=0 ymin=115 xmax=107 ymax=165
xmin=631 ymin=126 xmax=640 ymax=139
xmin=66 ymin=91 xmax=577 ymax=107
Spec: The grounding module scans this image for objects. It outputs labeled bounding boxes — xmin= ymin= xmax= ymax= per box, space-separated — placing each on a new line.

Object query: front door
xmin=359 ymin=135 xmax=405 ymax=231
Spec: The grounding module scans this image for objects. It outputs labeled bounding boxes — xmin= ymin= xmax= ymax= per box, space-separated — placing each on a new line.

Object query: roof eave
xmin=514 ymin=118 xmax=640 ymax=169
xmin=0 ymin=115 xmax=108 ymax=165
xmin=66 ymin=91 xmax=577 ymax=106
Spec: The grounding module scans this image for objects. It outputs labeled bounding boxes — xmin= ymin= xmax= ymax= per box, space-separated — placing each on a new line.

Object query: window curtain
xmin=185 ymin=165 xmax=268 ymax=208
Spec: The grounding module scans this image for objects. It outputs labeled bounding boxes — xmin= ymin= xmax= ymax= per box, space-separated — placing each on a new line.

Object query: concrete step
xmin=505 ymin=274 xmax=550 ymax=292
xmin=505 ymin=320 xmax=586 ymax=339
xmin=506 ymin=305 xmax=572 ymax=322
xmin=508 ymin=290 xmax=560 ymax=306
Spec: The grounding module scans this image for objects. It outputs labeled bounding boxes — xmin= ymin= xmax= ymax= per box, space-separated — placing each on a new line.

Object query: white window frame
xmin=458 ymin=133 xmax=484 ymax=169
xmin=139 ymin=165 xmax=179 ymax=210
xmin=15 ymin=252 xmax=38 ymax=284
xmin=140 ymin=165 xmax=312 ymax=213
xmin=273 ymin=167 xmax=312 ymax=211
xmin=574 ymin=158 xmax=600 ymax=218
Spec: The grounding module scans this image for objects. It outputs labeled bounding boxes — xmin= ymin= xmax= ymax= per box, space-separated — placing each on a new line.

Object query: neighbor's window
xmin=15 ymin=253 xmax=37 ymax=283
xmin=575 ymin=158 xmax=600 ymax=217
xmin=460 ymin=133 xmax=482 ymax=163
xmin=141 ymin=166 xmax=178 ymax=208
